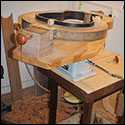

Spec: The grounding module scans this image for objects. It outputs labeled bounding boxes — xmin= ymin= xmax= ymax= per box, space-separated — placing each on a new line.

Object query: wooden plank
xmin=22 ymin=29 xmax=54 ymax=59
xmin=13 ymin=37 xmax=106 ymax=69
xmin=1 ymin=14 xmax=23 ymax=102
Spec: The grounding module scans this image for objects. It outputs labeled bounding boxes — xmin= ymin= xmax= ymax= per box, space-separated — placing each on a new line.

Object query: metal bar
xmin=86 ymin=60 xmax=123 ymax=79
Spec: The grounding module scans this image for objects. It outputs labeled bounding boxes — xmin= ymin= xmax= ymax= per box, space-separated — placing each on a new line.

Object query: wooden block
xmin=22 ymin=28 xmax=54 ymax=58
xmin=84 ymin=12 xmax=92 ymax=24
xmin=1 ymin=14 xmax=23 ymax=102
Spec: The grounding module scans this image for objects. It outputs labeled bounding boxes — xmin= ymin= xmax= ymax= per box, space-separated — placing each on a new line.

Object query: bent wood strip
xmin=55 ymin=29 xmax=107 ymax=42
xmin=18 ymin=10 xmax=113 ymax=32
xmin=1 ymin=14 xmax=23 ymax=101
xmin=18 ymin=10 xmax=113 ymax=42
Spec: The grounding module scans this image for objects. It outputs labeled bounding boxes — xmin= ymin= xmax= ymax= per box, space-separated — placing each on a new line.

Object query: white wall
xmin=1 ymin=1 xmax=124 ymax=94
xmin=82 ymin=1 xmax=124 ymax=57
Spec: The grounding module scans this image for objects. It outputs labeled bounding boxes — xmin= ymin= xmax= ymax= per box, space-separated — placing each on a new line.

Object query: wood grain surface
xmin=1 ymin=14 xmax=23 ymax=102
xmin=13 ymin=37 xmax=106 ymax=69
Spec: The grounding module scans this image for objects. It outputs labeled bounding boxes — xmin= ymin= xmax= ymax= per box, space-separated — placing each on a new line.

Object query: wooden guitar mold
xmin=13 ymin=9 xmax=114 ymax=69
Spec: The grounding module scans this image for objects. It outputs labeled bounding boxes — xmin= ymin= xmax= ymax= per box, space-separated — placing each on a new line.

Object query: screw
xmin=53 ymin=30 xmax=57 ymax=39
xmin=53 ymin=35 xmax=57 ymax=39
xmin=54 ymin=30 xmax=57 ymax=33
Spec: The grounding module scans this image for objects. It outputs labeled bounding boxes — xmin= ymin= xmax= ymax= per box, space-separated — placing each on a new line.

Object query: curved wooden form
xmin=13 ymin=37 xmax=106 ymax=69
xmin=12 ymin=10 xmax=114 ymax=69
xmin=18 ymin=10 xmax=113 ymax=42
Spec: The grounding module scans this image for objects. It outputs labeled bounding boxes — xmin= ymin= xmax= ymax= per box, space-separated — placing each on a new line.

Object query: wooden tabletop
xmin=49 ymin=50 xmax=124 ymax=102
xmin=53 ymin=50 xmax=124 ymax=94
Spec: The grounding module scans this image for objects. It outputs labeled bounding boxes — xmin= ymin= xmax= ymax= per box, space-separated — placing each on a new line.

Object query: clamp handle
xmin=16 ymin=33 xmax=32 ymax=45
xmin=14 ymin=23 xmax=32 ymax=45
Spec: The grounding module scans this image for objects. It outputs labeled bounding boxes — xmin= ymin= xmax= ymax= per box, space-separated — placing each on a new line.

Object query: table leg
xmin=118 ymin=111 xmax=124 ymax=124
xmin=80 ymin=102 xmax=93 ymax=124
xmin=48 ymin=78 xmax=58 ymax=124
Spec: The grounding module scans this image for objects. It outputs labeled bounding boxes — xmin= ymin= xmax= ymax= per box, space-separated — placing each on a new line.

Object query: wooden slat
xmin=1 ymin=14 xmax=23 ymax=102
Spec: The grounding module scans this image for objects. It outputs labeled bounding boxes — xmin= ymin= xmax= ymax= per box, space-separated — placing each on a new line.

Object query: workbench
xmin=1 ymin=14 xmax=124 ymax=124
xmin=13 ymin=48 xmax=124 ymax=124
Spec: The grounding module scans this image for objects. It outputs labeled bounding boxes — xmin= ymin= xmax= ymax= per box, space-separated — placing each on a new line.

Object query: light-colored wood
xmin=13 ymin=37 xmax=106 ymax=69
xmin=22 ymin=28 xmax=54 ymax=58
xmin=84 ymin=12 xmax=92 ymax=24
xmin=1 ymin=14 xmax=23 ymax=102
